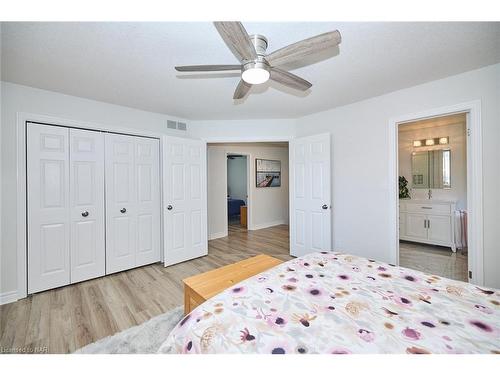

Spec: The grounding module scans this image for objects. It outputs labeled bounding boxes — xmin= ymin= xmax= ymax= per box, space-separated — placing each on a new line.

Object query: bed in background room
xmin=227 ymin=197 xmax=245 ymax=218
xmin=159 ymin=252 xmax=499 ymax=354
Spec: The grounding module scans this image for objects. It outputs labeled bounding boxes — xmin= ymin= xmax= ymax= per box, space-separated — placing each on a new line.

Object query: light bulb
xmin=439 ymin=137 xmax=448 ymax=145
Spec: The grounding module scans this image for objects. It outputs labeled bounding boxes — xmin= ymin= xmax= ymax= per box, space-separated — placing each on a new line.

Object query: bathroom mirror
xmin=411 ymin=150 xmax=451 ymax=189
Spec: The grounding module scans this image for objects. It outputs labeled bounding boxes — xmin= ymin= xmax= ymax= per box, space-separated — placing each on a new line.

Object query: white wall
xmin=398 ymin=122 xmax=467 ymax=209
xmin=295 ymin=63 xmax=500 ymax=288
xmin=0 ymin=81 xmax=188 ymax=297
xmin=208 ymin=143 xmax=289 ymax=239
xmin=227 ymin=156 xmax=247 ymax=201
xmin=189 ymin=119 xmax=296 ymax=141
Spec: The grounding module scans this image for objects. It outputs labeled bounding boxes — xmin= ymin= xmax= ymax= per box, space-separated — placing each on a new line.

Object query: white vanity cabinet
xmin=399 ymin=200 xmax=456 ymax=252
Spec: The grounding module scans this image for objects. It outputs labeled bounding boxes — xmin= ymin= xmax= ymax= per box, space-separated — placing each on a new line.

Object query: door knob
xmin=120 ymin=208 xmax=127 ymax=213
xmin=322 ymin=204 xmax=329 ymax=210
xmin=167 ymin=205 xmax=173 ymax=211
xmin=81 ymin=211 xmax=89 ymax=217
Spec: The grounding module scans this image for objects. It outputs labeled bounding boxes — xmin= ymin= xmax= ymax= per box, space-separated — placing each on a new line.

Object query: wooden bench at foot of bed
xmin=182 ymin=254 xmax=283 ymax=314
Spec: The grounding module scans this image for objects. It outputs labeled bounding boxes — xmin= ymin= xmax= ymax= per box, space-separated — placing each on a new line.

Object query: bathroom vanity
xmin=399 ymin=199 xmax=456 ymax=252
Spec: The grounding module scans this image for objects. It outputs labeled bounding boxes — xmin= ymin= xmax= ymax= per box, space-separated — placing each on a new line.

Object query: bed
xmin=227 ymin=198 xmax=245 ymax=217
xmin=159 ymin=252 xmax=499 ymax=354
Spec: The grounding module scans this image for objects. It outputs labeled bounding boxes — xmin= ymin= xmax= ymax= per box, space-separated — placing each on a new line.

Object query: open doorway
xmin=397 ymin=113 xmax=468 ymax=281
xmin=227 ymin=154 xmax=249 ymax=232
xmin=207 ymin=142 xmax=289 ymax=245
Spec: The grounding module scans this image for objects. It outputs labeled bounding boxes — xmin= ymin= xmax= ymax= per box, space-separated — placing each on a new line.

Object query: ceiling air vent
xmin=167 ymin=120 xmax=177 ymax=130
xmin=177 ymin=122 xmax=187 ymax=131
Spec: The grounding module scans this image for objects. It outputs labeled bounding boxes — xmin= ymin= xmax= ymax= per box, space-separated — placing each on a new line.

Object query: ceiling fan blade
xmin=175 ymin=64 xmax=241 ymax=72
xmin=270 ymin=67 xmax=312 ymax=91
xmin=233 ymin=79 xmax=252 ymax=99
xmin=266 ymin=30 xmax=341 ymax=67
xmin=214 ymin=22 xmax=257 ymax=62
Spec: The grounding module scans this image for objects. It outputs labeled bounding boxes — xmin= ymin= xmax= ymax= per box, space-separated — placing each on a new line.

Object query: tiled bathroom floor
xmin=399 ymin=241 xmax=468 ymax=282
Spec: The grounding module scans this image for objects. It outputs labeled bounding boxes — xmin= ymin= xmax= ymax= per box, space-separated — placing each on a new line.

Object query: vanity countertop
xmin=399 ymin=198 xmax=458 ymax=204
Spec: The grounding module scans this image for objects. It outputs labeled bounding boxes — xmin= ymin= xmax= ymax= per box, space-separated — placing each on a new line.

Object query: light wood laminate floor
xmin=399 ymin=241 xmax=468 ymax=282
xmin=0 ymin=225 xmax=291 ymax=354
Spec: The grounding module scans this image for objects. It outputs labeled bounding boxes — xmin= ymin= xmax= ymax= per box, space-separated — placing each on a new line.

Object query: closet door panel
xmin=105 ymin=134 xmax=136 ymax=274
xmin=70 ymin=129 xmax=105 ymax=283
xmin=27 ymin=123 xmax=71 ymax=293
xmin=135 ymin=138 xmax=161 ymax=267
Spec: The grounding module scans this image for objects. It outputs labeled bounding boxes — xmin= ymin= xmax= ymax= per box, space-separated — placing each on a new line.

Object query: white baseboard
xmin=209 ymin=231 xmax=228 ymax=240
xmin=0 ymin=290 xmax=18 ymax=306
xmin=250 ymin=220 xmax=288 ymax=231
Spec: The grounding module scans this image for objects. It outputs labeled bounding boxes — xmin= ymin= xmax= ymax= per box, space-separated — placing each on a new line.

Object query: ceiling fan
xmin=175 ymin=22 xmax=341 ymax=99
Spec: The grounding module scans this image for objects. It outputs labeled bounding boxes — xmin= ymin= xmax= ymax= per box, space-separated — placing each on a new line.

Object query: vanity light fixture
xmin=413 ymin=137 xmax=449 ymax=147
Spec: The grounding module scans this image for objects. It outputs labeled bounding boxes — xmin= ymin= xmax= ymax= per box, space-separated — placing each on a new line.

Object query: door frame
xmin=388 ymin=100 xmax=484 ymax=285
xmin=14 ymin=112 xmax=166 ymax=301
xmin=225 ymin=152 xmax=251 ymax=232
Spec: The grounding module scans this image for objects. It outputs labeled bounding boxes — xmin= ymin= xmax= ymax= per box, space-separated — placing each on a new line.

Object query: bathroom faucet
xmin=428 ymin=189 xmax=432 ymax=200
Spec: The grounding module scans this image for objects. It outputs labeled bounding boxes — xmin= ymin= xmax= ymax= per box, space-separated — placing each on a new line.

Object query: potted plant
xmin=399 ymin=176 xmax=411 ymax=199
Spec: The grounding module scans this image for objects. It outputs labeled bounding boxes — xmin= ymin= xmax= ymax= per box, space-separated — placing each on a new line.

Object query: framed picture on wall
xmin=256 ymin=159 xmax=281 ymax=187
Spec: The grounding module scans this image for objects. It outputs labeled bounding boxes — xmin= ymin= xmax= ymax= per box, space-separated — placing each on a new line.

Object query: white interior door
xmin=70 ymin=129 xmax=105 ymax=283
xmin=105 ymin=133 xmax=137 ymax=273
xmin=27 ymin=123 xmax=71 ymax=293
xmin=163 ymin=136 xmax=207 ymax=266
xmin=290 ymin=133 xmax=332 ymax=257
xmin=134 ymin=137 xmax=161 ymax=267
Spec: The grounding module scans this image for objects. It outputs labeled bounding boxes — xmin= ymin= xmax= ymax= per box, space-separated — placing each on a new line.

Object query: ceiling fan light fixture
xmin=241 ymin=61 xmax=270 ymax=85
xmin=242 ymin=67 xmax=269 ymax=84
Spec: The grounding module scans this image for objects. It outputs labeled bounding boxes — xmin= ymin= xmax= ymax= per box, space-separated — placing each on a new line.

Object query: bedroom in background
xmin=397 ymin=112 xmax=470 ymax=282
xmin=207 ymin=142 xmax=290 ymax=242
xmin=227 ymin=154 xmax=249 ymax=231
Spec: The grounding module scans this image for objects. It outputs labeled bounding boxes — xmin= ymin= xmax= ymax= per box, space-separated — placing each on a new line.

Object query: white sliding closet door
xmin=105 ymin=134 xmax=137 ymax=273
xmin=163 ymin=136 xmax=207 ymax=266
xmin=135 ymin=137 xmax=161 ymax=267
xmin=27 ymin=123 xmax=71 ymax=293
xmin=70 ymin=129 xmax=105 ymax=283
xmin=290 ymin=133 xmax=332 ymax=257
xmin=105 ymin=133 xmax=161 ymax=274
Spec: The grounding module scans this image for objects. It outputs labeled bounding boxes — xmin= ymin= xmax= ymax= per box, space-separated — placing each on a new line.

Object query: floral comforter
xmin=159 ymin=252 xmax=500 ymax=354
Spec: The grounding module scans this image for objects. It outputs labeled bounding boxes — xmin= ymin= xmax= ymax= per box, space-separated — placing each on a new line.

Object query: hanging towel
xmin=454 ymin=210 xmax=468 ymax=250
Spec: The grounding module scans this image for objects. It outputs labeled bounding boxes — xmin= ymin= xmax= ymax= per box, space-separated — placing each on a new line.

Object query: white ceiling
xmin=2 ymin=22 xmax=499 ymax=120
